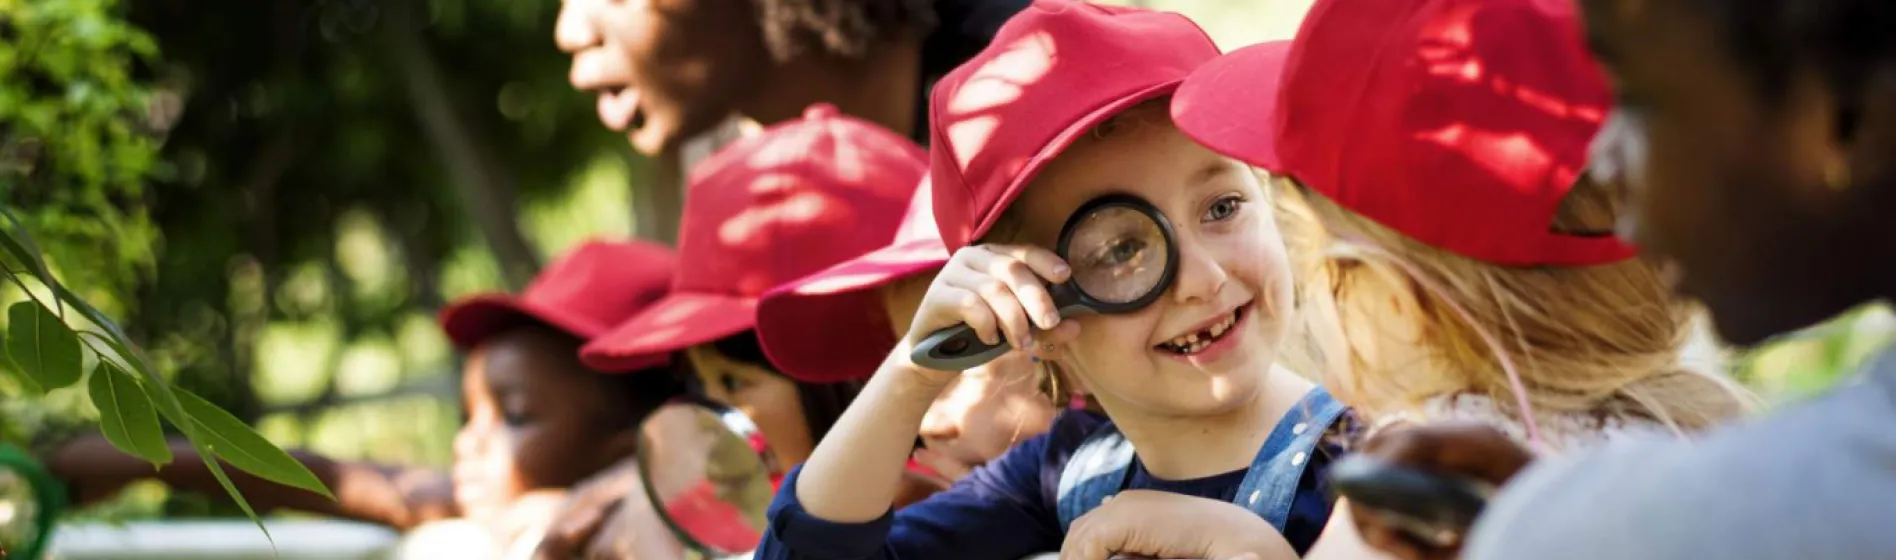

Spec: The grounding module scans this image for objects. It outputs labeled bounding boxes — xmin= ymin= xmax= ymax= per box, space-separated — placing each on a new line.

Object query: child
xmin=46 ymin=240 xmax=689 ymax=558
xmin=576 ymin=103 xmax=930 ymax=489
xmin=556 ymin=0 xmax=1027 ymax=153
xmin=1166 ymin=0 xmax=1752 ymax=554
xmin=756 ymin=180 xmax=1066 ymax=485
xmin=758 ymin=3 xmax=1351 ymax=559
xmin=1369 ymin=0 xmax=1896 ymax=557
xmin=1176 ymin=0 xmax=1753 ymax=450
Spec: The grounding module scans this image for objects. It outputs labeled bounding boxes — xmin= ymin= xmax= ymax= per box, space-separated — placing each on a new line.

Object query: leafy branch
xmin=0 ymin=204 xmax=334 ymax=544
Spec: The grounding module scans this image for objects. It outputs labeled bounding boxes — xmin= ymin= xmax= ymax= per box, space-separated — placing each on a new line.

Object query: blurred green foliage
xmin=2 ymin=0 xmax=647 ymax=520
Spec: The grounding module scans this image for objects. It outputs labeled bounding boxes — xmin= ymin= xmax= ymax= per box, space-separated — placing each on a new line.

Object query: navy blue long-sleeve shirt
xmin=757 ymin=410 xmax=1342 ymax=559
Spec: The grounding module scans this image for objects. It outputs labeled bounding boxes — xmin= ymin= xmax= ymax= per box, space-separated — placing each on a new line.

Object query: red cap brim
xmin=439 ymin=295 xmax=599 ymax=351
xmin=1172 ymin=41 xmax=1293 ymax=171
xmin=580 ymin=292 xmax=757 ymax=373
xmin=757 ymin=238 xmax=950 ymax=383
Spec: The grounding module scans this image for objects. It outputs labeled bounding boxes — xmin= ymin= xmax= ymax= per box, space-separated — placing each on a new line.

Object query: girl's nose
xmin=553 ymin=1 xmax=601 ymax=53
xmin=1168 ymin=238 xmax=1229 ymax=304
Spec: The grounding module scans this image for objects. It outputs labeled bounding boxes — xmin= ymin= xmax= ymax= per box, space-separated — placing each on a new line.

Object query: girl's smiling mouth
xmin=1155 ymin=301 xmax=1250 ymax=356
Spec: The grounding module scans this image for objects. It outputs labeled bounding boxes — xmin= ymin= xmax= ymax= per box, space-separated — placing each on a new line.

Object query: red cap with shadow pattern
xmin=926 ymin=0 xmax=1222 ymax=253
xmin=1170 ymin=0 xmax=1637 ymax=266
xmin=580 ymin=103 xmax=927 ymax=373
xmin=439 ymin=239 xmax=677 ymax=371
xmin=755 ymin=179 xmax=948 ymax=383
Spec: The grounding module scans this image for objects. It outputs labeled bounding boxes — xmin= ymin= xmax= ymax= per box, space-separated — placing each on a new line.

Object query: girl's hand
xmin=907 ymin=244 xmax=1079 ymax=377
xmin=1060 ymin=490 xmax=1298 ymax=560
xmin=1348 ymin=422 xmax=1534 ymax=560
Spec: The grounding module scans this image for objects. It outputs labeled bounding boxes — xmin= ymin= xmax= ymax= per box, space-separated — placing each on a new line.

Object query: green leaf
xmin=6 ymin=301 xmax=83 ymax=390
xmin=175 ymin=389 xmax=334 ymax=499
xmin=88 ymin=360 xmax=171 ymax=465
xmin=184 ymin=437 xmax=278 ymax=554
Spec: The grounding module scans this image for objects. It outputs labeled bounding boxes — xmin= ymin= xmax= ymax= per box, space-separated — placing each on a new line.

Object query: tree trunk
xmin=382 ymin=0 xmax=541 ymax=289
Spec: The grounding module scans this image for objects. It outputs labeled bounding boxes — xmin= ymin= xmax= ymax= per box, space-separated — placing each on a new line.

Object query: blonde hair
xmin=1275 ymin=176 xmax=1754 ymax=435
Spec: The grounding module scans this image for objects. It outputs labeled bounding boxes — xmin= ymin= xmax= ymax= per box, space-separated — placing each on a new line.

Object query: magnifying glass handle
xmin=910 ymin=324 xmax=1012 ymax=371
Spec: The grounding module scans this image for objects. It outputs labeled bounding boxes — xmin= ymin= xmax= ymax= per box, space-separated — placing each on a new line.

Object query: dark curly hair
xmin=752 ymin=0 xmax=939 ymax=62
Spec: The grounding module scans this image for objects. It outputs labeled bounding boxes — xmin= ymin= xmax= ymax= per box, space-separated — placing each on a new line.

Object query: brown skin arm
xmin=1345 ymin=422 xmax=1537 ymax=560
xmin=48 ymin=435 xmax=459 ymax=530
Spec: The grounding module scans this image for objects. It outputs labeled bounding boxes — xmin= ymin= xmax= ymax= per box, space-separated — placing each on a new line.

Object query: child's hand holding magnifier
xmin=907 ymin=194 xmax=1180 ymax=375
xmin=903 ymin=240 xmax=1077 ymax=381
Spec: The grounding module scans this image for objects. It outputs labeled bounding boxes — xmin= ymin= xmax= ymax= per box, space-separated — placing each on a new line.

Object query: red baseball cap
xmin=1171 ymin=0 xmax=1637 ymax=267
xmin=439 ymin=239 xmax=677 ymax=370
xmin=580 ymin=104 xmax=927 ymax=373
xmin=756 ymin=180 xmax=948 ymax=383
xmin=927 ymin=0 xmax=1221 ymax=252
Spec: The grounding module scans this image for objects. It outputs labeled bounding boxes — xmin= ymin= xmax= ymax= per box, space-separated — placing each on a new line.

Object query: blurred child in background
xmin=48 ymin=240 xmax=689 ymax=559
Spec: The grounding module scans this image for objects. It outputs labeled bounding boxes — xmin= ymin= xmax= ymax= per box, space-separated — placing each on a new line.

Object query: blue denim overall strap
xmin=1054 ymin=386 xmax=1348 ymax=533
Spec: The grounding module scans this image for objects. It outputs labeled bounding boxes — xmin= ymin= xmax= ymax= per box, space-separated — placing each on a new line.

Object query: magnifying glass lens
xmin=1065 ymin=205 xmax=1169 ymax=305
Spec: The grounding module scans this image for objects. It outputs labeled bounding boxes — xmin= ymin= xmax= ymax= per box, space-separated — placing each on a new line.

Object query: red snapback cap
xmin=439 ymin=239 xmax=677 ymax=370
xmin=1171 ymin=0 xmax=1637 ymax=267
xmin=580 ymin=104 xmax=927 ymax=373
xmin=756 ymin=180 xmax=949 ymax=383
xmin=927 ymin=0 xmax=1222 ymax=252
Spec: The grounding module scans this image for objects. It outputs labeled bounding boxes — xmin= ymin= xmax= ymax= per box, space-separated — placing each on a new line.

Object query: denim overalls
xmin=1055 ymin=386 xmax=1348 ymax=532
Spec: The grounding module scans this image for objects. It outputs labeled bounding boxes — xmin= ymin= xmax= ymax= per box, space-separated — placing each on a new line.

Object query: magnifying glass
xmin=632 ymin=400 xmax=774 ymax=560
xmin=1327 ymin=454 xmax=1493 ymax=548
xmin=0 ymin=443 xmax=64 ymax=560
xmin=912 ymin=194 xmax=1180 ymax=371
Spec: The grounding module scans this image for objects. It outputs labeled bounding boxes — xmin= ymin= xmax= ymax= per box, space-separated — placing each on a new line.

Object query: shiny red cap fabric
xmin=756 ymin=180 xmax=948 ymax=382
xmin=1171 ymin=0 xmax=1637 ymax=266
xmin=927 ymin=0 xmax=1221 ymax=252
xmin=581 ymin=104 xmax=926 ymax=373
xmin=439 ymin=239 xmax=677 ymax=370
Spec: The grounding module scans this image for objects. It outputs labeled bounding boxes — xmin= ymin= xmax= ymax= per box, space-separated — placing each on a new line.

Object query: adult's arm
xmin=51 ymin=435 xmax=456 ymax=529
xmin=1465 ymin=372 xmax=1896 ymax=559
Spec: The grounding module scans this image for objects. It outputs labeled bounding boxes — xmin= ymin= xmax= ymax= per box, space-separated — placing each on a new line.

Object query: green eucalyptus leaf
xmin=176 ymin=389 xmax=334 ymax=499
xmin=89 ymin=360 xmax=171 ymax=465
xmin=6 ymin=300 xmax=82 ymax=390
xmin=185 ymin=437 xmax=278 ymax=553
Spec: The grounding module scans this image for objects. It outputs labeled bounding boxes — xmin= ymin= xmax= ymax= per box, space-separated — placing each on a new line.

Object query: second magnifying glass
xmin=911 ymin=194 xmax=1179 ymax=371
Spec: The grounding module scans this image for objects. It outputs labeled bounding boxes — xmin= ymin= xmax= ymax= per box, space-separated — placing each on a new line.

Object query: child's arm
xmin=49 ymin=435 xmax=457 ymax=529
xmin=792 ymin=244 xmax=1074 ymax=523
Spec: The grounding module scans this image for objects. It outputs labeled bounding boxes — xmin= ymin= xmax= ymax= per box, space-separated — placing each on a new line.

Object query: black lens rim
xmin=1053 ymin=193 xmax=1180 ymax=314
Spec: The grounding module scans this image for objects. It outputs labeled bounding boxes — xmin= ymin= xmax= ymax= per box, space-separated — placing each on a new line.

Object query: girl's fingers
xmin=984 ymin=244 xmax=1073 ymax=284
xmin=944 ymin=288 xmax=1003 ymax=346
xmin=945 ymin=273 xmax=1036 ymax=350
xmin=974 ymin=279 xmax=1036 ymax=350
xmin=962 ymin=247 xmax=1068 ymax=329
xmin=991 ymin=255 xmax=1064 ymax=329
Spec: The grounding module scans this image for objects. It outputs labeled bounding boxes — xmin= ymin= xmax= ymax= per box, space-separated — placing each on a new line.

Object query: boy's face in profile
xmin=555 ymin=0 xmax=768 ymax=154
xmin=452 ymin=328 xmax=639 ymax=523
xmin=1580 ymin=0 xmax=1879 ymax=345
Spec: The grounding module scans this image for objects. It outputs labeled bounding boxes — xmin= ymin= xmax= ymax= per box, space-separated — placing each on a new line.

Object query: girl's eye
xmin=719 ymin=372 xmax=744 ymax=393
xmin=1202 ymin=194 xmax=1246 ymax=222
xmin=502 ymin=408 xmax=531 ymax=426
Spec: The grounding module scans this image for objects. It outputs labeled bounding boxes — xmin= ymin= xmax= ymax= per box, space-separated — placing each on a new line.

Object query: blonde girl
xmin=758 ymin=3 xmax=1355 ymax=560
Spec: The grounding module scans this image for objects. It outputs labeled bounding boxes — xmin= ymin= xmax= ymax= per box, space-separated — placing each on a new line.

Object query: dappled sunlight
xmin=1393 ymin=0 xmax=1610 ymax=201
xmin=716 ymin=187 xmax=852 ymax=250
xmin=944 ymin=31 xmax=1057 ymax=170
xmin=1414 ymin=125 xmax=1555 ymax=194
